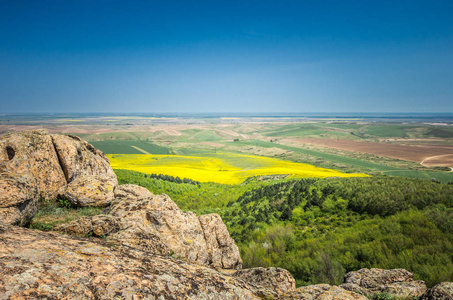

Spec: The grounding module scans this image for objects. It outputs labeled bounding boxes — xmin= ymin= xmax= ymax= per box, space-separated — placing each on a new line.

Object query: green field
xmin=263 ymin=123 xmax=355 ymax=139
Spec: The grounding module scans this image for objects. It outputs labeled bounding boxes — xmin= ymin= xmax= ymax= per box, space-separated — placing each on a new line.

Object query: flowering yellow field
xmin=108 ymin=153 xmax=368 ymax=184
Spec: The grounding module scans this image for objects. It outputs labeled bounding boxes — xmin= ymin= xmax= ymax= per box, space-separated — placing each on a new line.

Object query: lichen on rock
xmin=340 ymin=268 xmax=427 ymax=298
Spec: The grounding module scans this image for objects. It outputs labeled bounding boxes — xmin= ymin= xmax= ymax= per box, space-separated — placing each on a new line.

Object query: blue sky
xmin=1 ymin=0 xmax=452 ymax=113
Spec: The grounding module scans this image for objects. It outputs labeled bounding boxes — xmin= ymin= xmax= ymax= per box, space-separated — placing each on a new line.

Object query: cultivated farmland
xmin=108 ymin=153 xmax=368 ymax=184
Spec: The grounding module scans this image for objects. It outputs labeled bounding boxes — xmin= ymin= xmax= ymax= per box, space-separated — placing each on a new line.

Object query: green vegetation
xmin=115 ymin=169 xmax=259 ymax=212
xmin=365 ymin=125 xmax=410 ymax=138
xmin=221 ymin=176 xmax=453 ymax=287
xmin=424 ymin=128 xmax=453 ymax=138
xmin=29 ymin=199 xmax=103 ymax=231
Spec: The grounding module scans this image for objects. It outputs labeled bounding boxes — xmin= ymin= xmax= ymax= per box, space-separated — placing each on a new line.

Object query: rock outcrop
xmin=55 ymin=184 xmax=243 ymax=270
xmin=0 ymin=129 xmax=66 ymax=200
xmin=279 ymin=284 xmax=368 ymax=300
xmin=0 ymin=223 xmax=259 ymax=299
xmin=421 ymin=282 xmax=453 ymax=300
xmin=0 ymin=130 xmax=118 ymax=225
xmin=234 ymin=267 xmax=296 ymax=297
xmin=108 ymin=189 xmax=242 ymax=269
xmin=341 ymin=268 xmax=427 ymax=298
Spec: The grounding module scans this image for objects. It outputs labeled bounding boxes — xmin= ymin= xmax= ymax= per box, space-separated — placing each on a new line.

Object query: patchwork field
xmin=107 ymin=153 xmax=368 ymax=184
xmin=287 ymin=138 xmax=453 ymax=167
xmin=1 ymin=114 xmax=452 ymax=183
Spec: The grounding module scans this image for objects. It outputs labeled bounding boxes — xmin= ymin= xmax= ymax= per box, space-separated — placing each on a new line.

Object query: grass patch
xmin=424 ymin=128 xmax=453 ymax=138
xmin=29 ymin=200 xmax=103 ymax=231
xmin=365 ymin=125 xmax=409 ymax=138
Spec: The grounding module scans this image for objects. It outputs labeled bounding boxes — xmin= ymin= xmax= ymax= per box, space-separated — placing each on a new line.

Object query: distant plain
xmin=1 ymin=113 xmax=452 ymax=182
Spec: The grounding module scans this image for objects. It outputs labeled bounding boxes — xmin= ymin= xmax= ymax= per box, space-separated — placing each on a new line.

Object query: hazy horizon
xmin=1 ymin=1 xmax=452 ymax=113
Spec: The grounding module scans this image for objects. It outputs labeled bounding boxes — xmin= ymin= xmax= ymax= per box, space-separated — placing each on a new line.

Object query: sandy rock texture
xmin=51 ymin=134 xmax=117 ymax=184
xmin=341 ymin=268 xmax=427 ymax=298
xmin=234 ymin=267 xmax=296 ymax=298
xmin=0 ymin=129 xmax=66 ymax=199
xmin=0 ymin=130 xmax=118 ymax=225
xmin=55 ymin=215 xmax=119 ymax=237
xmin=199 ymin=213 xmax=243 ymax=270
xmin=279 ymin=284 xmax=368 ymax=300
xmin=421 ymin=282 xmax=453 ymax=300
xmin=63 ymin=175 xmax=117 ymax=207
xmin=55 ymin=185 xmax=243 ymax=270
xmin=0 ymin=174 xmax=38 ymax=226
xmin=108 ymin=191 xmax=243 ymax=270
xmin=114 ymin=183 xmax=154 ymax=200
xmin=0 ymin=223 xmax=260 ymax=300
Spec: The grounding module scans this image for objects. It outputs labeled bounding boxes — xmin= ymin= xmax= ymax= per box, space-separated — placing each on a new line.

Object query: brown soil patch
xmin=421 ymin=154 xmax=453 ymax=168
xmin=287 ymin=138 xmax=453 ymax=167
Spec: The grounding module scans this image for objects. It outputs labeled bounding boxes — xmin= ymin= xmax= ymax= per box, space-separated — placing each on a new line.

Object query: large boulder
xmin=51 ymin=134 xmax=117 ymax=185
xmin=0 ymin=129 xmax=66 ymax=199
xmin=341 ymin=268 xmax=427 ymax=298
xmin=62 ymin=175 xmax=117 ymax=207
xmin=235 ymin=267 xmax=295 ymax=297
xmin=421 ymin=282 xmax=453 ymax=300
xmin=0 ymin=130 xmax=119 ymax=223
xmin=0 ymin=223 xmax=261 ymax=299
xmin=55 ymin=188 xmax=243 ymax=270
xmin=278 ymin=284 xmax=368 ymax=300
xmin=107 ymin=194 xmax=242 ymax=269
xmin=0 ymin=174 xmax=38 ymax=226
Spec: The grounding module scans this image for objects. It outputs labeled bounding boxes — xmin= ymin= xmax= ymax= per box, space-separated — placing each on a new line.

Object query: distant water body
xmin=1 ymin=113 xmax=452 ymax=124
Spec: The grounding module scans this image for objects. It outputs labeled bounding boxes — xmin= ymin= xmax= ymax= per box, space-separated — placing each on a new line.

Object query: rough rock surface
xmin=63 ymin=175 xmax=117 ymax=207
xmin=234 ymin=267 xmax=295 ymax=297
xmin=278 ymin=284 xmax=368 ymax=300
xmin=55 ymin=215 xmax=119 ymax=237
xmin=0 ymin=130 xmax=119 ymax=223
xmin=421 ymin=282 xmax=453 ymax=300
xmin=51 ymin=133 xmax=117 ymax=185
xmin=199 ymin=213 xmax=243 ymax=269
xmin=341 ymin=268 xmax=427 ymax=298
xmin=0 ymin=174 xmax=38 ymax=226
xmin=0 ymin=223 xmax=261 ymax=299
xmin=0 ymin=129 xmax=66 ymax=199
xmin=114 ymin=183 xmax=154 ymax=200
xmin=107 ymin=194 xmax=243 ymax=269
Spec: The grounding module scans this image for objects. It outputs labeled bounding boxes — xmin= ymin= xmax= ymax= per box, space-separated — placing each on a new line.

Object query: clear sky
xmin=1 ymin=0 xmax=452 ymax=113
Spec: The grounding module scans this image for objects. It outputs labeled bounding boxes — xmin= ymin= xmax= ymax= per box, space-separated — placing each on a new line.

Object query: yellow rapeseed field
xmin=108 ymin=153 xmax=368 ymax=184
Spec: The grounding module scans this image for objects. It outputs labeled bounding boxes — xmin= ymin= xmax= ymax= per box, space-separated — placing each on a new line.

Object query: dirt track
xmin=287 ymin=138 xmax=453 ymax=167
